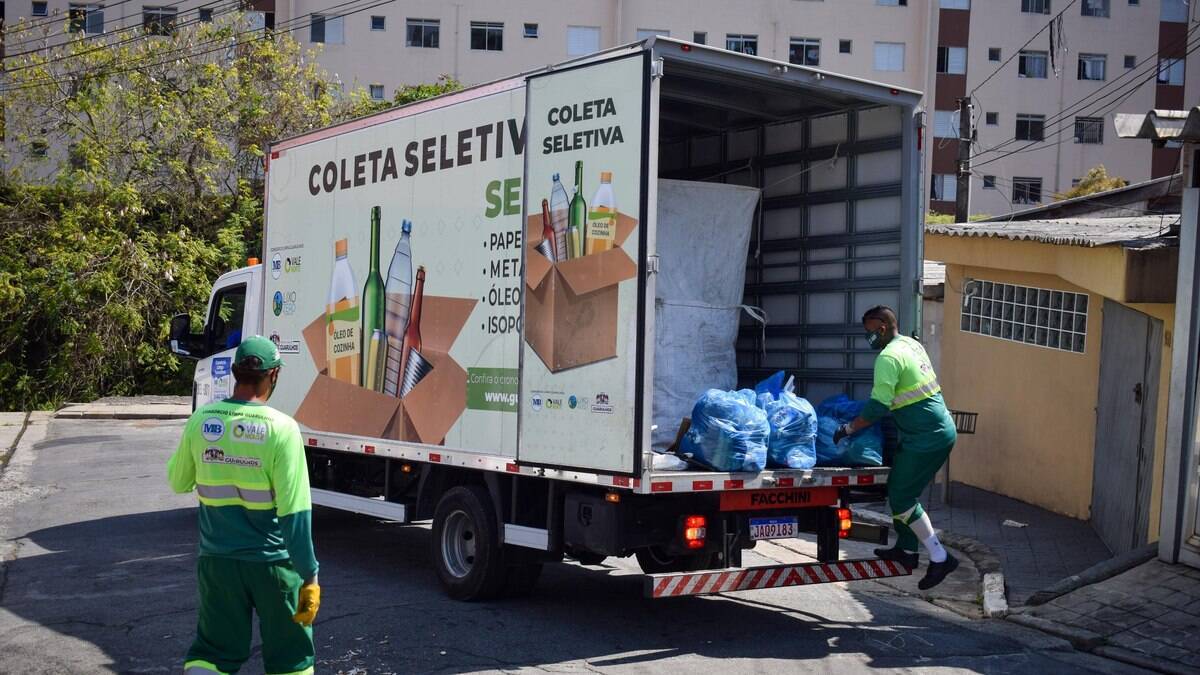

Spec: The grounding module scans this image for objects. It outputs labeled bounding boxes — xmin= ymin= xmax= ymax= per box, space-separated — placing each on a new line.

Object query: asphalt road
xmin=0 ymin=418 xmax=1143 ymax=674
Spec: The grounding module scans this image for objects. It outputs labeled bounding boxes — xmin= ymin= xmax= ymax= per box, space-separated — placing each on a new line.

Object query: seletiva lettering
xmin=308 ymin=118 xmax=526 ymax=196
xmin=540 ymin=97 xmax=625 ymax=156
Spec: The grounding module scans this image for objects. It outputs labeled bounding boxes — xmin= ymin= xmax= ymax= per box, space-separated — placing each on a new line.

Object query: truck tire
xmin=635 ymin=547 xmax=717 ymax=574
xmin=432 ymin=485 xmax=507 ymax=601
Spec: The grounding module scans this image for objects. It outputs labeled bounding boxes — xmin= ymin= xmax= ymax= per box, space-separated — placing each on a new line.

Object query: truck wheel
xmin=432 ymin=485 xmax=507 ymax=601
xmin=635 ymin=547 xmax=716 ymax=574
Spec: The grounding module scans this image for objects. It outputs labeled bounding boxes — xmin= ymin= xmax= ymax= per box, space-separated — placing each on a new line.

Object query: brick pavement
xmin=1018 ymin=560 xmax=1200 ymax=673
xmin=869 ymin=481 xmax=1113 ymax=605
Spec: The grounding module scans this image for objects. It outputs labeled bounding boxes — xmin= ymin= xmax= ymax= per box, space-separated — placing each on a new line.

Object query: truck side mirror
xmin=169 ymin=313 xmax=199 ymax=358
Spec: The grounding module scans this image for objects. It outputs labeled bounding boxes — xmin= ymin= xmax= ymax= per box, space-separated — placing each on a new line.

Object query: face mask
xmin=865 ymin=330 xmax=885 ymax=351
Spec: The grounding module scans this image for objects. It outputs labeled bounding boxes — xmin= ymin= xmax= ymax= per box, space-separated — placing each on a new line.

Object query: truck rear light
xmin=683 ymin=515 xmax=707 ymax=549
xmin=605 ymin=492 xmax=621 ymax=503
xmin=400 ymin=463 xmax=414 ymax=473
xmin=247 ymin=257 xmax=259 ymax=266
xmin=837 ymin=508 xmax=852 ymax=539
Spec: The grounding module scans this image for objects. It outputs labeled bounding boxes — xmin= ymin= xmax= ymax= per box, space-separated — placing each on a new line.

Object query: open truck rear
xmin=174 ymin=38 xmax=926 ymax=600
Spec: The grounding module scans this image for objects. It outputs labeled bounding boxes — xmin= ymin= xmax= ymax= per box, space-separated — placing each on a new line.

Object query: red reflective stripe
xmin=364 ymin=445 xmax=375 ymax=454
xmin=724 ymin=479 xmax=744 ymax=489
xmin=838 ymin=563 xmax=856 ymax=580
xmin=853 ymin=561 xmax=871 ymax=578
xmin=505 ymin=463 xmax=519 ymax=472
xmin=613 ymin=476 xmax=630 ymax=487
xmin=857 ymin=474 xmax=875 ymax=485
xmin=867 ymin=560 xmax=884 ymax=577
xmin=777 ymin=477 xmax=795 ymax=487
xmin=653 ymin=577 xmax=672 ymax=597
xmin=651 ymin=482 xmax=673 ymax=492
xmin=784 ymin=569 xmax=806 ymax=586
xmin=307 ymin=437 xmax=317 ymax=446
xmin=804 ymin=566 xmax=823 ymax=584
xmin=763 ymin=568 xmax=784 ymax=588
xmin=429 ymin=453 xmax=442 ymax=463
xmin=692 ymin=480 xmax=713 ymax=491
xmin=711 ymin=571 xmax=731 ymax=593
xmin=739 ymin=568 xmax=764 ymax=591
xmin=832 ymin=476 xmax=850 ymax=485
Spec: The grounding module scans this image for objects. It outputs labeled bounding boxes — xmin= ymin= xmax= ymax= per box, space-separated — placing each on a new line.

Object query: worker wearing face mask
xmin=833 ymin=306 xmax=958 ymax=590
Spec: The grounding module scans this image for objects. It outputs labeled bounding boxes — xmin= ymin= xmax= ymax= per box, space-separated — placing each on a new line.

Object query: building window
xmin=839 ymin=39 xmax=852 ymax=54
xmin=937 ymin=46 xmax=967 ymax=74
xmin=1162 ymin=0 xmax=1188 ymax=22
xmin=789 ymin=38 xmax=820 ymax=66
xmin=961 ymin=278 xmax=1088 ymax=353
xmin=470 ymin=21 xmax=503 ymax=51
xmin=1081 ymin=0 xmax=1110 ymax=17
xmin=726 ymin=34 xmax=758 ymax=55
xmin=199 ymin=7 xmax=213 ymax=22
xmin=369 ymin=84 xmax=385 ymax=101
xmin=32 ymin=1 xmax=48 ymax=16
xmin=69 ymin=4 xmax=105 ymax=35
xmin=1074 ymin=116 xmax=1104 ymax=144
xmin=1016 ymin=113 xmax=1045 ymax=141
xmin=940 ymin=0 xmax=970 ymax=8
xmin=877 ymin=0 xmax=908 ymax=5
xmin=983 ymin=175 xmax=996 ymax=189
xmin=931 ymin=174 xmax=957 ymax=202
xmin=989 ymin=47 xmax=1001 ymax=61
xmin=311 ymin=14 xmax=344 ymax=44
xmin=1012 ymin=177 xmax=1043 ymax=204
xmin=1078 ymin=53 xmax=1107 ymax=80
xmin=1124 ymin=54 xmax=1137 ymax=69
xmin=873 ymin=42 xmax=906 ymax=71
xmin=933 ymin=110 xmax=959 ymax=138
xmin=986 ymin=112 xmax=999 ymax=125
xmin=1158 ymin=58 xmax=1185 ymax=85
xmin=30 ymin=140 xmax=48 ymax=158
xmin=1018 ymin=50 xmax=1048 ymax=78
xmin=1128 ymin=0 xmax=1138 ymax=5
xmin=406 ymin=18 xmax=439 ymax=48
xmin=1022 ymin=0 xmax=1051 ymax=13
xmin=567 ymin=25 xmax=600 ymax=56
xmin=693 ymin=31 xmax=707 ymax=45
xmin=636 ymin=28 xmax=669 ymax=40
xmin=524 ymin=23 xmax=538 ymax=38
xmin=144 ymin=7 xmax=181 ymax=35
xmin=370 ymin=15 xmax=385 ymax=31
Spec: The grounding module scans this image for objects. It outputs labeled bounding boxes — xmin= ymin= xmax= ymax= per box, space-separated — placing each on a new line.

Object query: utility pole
xmin=955 ymin=96 xmax=973 ymax=223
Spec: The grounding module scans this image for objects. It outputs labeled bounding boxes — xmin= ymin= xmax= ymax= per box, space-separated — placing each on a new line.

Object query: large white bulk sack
xmin=652 ymin=179 xmax=761 ymax=452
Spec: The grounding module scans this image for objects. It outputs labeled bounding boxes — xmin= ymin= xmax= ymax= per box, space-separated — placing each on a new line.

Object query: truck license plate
xmin=749 ymin=517 xmax=798 ymax=540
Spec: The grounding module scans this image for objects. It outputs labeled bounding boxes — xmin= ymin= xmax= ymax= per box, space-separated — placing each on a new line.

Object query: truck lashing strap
xmin=644 ymin=558 xmax=911 ymax=599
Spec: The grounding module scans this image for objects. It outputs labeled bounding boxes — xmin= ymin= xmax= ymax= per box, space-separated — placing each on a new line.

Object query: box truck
xmin=170 ymin=38 xmax=927 ymax=600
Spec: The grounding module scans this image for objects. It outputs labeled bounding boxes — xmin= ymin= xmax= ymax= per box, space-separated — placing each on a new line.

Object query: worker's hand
xmin=833 ymin=424 xmax=851 ymax=445
xmin=292 ymin=582 xmax=321 ymax=626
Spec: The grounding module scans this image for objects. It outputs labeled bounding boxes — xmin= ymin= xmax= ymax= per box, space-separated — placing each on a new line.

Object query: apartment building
xmin=2 ymin=0 xmax=1196 ymax=214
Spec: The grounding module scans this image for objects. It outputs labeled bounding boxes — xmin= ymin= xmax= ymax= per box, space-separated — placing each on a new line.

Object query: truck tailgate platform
xmin=646 ymin=558 xmax=910 ymax=598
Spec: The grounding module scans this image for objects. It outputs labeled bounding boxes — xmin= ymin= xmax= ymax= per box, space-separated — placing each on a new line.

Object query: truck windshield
xmin=209 ymin=283 xmax=246 ymax=351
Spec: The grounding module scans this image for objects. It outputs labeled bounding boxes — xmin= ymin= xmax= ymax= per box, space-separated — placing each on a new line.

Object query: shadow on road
xmin=3 ymin=505 xmax=1049 ymax=674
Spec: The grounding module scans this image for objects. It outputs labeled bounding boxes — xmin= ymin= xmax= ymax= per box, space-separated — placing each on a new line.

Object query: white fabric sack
xmin=651 ymin=179 xmax=761 ymax=452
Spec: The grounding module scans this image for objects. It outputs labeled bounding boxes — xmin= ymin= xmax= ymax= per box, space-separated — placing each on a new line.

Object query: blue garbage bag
xmin=680 ymin=389 xmax=769 ymax=473
xmin=762 ymin=392 xmax=818 ymax=469
xmin=754 ymin=370 xmax=787 ymax=398
xmin=814 ymin=395 xmax=885 ymax=467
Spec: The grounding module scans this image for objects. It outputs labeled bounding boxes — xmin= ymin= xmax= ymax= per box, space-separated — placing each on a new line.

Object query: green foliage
xmin=925 ymin=212 xmax=991 ymax=225
xmin=1059 ymin=165 xmax=1128 ymax=200
xmin=339 ymin=76 xmax=463 ymax=119
xmin=0 ymin=16 xmax=449 ymax=409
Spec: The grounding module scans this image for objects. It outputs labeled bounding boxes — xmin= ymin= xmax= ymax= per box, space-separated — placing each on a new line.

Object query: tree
xmin=338 ymin=76 xmax=463 ymax=120
xmin=1059 ymin=165 xmax=1128 ymax=200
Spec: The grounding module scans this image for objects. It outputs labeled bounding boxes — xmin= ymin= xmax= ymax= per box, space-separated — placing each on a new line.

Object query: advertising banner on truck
xmin=518 ymin=52 xmax=651 ymax=474
xmin=263 ymin=83 xmax=527 ymax=457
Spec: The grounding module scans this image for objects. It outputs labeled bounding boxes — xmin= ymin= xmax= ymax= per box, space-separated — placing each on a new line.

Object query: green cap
xmin=234 ymin=335 xmax=284 ymax=371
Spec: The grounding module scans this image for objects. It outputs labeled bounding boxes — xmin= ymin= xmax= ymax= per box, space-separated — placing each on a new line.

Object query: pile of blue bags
xmin=678 ymin=372 xmax=883 ymax=473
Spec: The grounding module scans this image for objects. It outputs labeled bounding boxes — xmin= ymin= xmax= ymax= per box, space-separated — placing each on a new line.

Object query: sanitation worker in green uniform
xmin=168 ymin=336 xmax=321 ymax=674
xmin=834 ymin=306 xmax=959 ymax=590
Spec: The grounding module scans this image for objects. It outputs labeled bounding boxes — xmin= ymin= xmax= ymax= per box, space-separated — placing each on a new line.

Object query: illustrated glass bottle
xmin=383 ymin=219 xmax=413 ymax=397
xmin=361 ymin=206 xmax=386 ymax=389
xmin=537 ymin=198 xmax=556 ymax=261
xmin=398 ymin=266 xmax=427 ymax=398
xmin=586 ymin=171 xmax=616 ymax=255
xmin=568 ymin=160 xmax=586 ymax=258
xmin=326 ymin=238 xmax=360 ymax=385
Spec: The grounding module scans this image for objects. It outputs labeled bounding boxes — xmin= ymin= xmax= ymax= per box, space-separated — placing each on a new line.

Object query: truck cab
xmin=169 ymin=263 xmax=262 ymax=409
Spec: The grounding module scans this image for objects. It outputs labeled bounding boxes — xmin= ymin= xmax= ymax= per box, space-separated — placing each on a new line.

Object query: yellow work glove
xmin=292 ymin=582 xmax=321 ymax=626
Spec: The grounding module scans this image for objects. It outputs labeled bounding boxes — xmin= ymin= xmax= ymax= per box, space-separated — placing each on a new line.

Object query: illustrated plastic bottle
xmin=549 ymin=173 xmax=570 ymax=262
xmin=568 ymin=160 xmax=586 ymax=258
xmin=537 ymin=199 xmax=556 ymax=261
xmin=398 ymin=266 xmax=427 ymax=398
xmin=586 ymin=171 xmax=616 ymax=255
xmin=326 ymin=238 xmax=360 ymax=385
xmin=361 ymin=207 xmax=386 ymax=388
xmin=382 ymin=219 xmax=413 ymax=397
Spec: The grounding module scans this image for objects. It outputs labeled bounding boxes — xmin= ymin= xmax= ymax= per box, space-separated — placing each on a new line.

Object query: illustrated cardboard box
xmin=294 ymin=296 xmax=475 ymax=445
xmin=524 ymin=212 xmax=638 ymax=372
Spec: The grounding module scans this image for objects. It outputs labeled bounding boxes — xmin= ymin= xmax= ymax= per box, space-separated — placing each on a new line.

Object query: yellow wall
xmin=941 ymin=264 xmax=1101 ymax=519
xmin=931 ymin=234 xmax=1176 ymax=539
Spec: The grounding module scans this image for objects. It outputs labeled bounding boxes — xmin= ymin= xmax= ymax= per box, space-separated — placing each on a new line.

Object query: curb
xmin=1024 ymin=543 xmax=1158 ymax=606
xmin=54 ymin=408 xmax=191 ymax=420
xmin=853 ymin=506 xmax=1009 ymax=618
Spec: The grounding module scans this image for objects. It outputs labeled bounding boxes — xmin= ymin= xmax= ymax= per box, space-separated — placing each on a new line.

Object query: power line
xmin=968 ymin=0 xmax=1082 ymax=100
xmin=0 ymin=0 xmax=388 ymax=93
xmin=1 ymin=0 xmax=142 ymax=40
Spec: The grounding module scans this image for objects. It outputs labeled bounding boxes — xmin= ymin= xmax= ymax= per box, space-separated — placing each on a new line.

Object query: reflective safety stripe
xmin=184 ymin=660 xmax=227 ymax=674
xmin=891 ymin=378 xmax=941 ymax=409
xmin=196 ymin=483 xmax=275 ymax=503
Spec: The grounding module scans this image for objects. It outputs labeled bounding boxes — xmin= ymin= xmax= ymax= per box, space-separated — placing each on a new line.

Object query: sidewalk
xmin=1009 ymin=559 xmax=1200 ymax=675
xmin=54 ymin=395 xmax=191 ymax=420
xmin=871 ymin=481 xmax=1113 ymax=606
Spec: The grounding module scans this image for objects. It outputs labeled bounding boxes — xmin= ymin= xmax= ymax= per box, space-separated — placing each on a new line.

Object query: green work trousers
xmin=888 ymin=443 xmax=953 ymax=552
xmin=183 ymin=556 xmax=314 ymax=675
